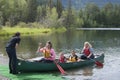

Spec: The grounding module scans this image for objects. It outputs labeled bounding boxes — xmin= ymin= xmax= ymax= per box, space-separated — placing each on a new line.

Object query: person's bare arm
xmin=36 ymin=43 xmax=43 ymax=53
xmin=15 ymin=43 xmax=19 ymax=48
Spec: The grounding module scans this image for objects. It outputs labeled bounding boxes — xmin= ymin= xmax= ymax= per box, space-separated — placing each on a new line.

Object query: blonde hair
xmin=84 ymin=42 xmax=92 ymax=48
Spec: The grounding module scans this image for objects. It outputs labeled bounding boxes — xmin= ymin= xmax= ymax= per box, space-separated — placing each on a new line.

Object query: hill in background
xmin=61 ymin=0 xmax=120 ymax=9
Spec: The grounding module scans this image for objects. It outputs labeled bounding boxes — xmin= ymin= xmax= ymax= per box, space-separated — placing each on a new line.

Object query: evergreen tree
xmin=26 ymin=0 xmax=37 ymax=22
xmin=56 ymin=0 xmax=63 ymax=18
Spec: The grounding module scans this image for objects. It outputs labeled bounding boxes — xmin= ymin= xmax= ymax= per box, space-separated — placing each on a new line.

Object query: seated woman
xmin=59 ymin=52 xmax=67 ymax=63
xmin=68 ymin=50 xmax=79 ymax=62
xmin=36 ymin=41 xmax=56 ymax=63
xmin=81 ymin=42 xmax=94 ymax=60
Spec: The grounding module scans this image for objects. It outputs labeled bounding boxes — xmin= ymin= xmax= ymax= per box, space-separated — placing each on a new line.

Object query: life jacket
xmin=59 ymin=56 xmax=66 ymax=63
xmin=69 ymin=56 xmax=77 ymax=62
xmin=43 ymin=49 xmax=51 ymax=58
xmin=83 ymin=48 xmax=90 ymax=56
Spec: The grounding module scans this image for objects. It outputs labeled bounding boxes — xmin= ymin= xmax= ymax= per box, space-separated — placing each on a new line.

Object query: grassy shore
xmin=0 ymin=27 xmax=66 ymax=36
xmin=0 ymin=56 xmax=64 ymax=80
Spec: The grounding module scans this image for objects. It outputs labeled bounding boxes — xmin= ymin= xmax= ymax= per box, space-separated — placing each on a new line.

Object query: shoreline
xmin=0 ymin=56 xmax=9 ymax=80
xmin=76 ymin=28 xmax=120 ymax=30
xmin=0 ymin=56 xmax=8 ymax=65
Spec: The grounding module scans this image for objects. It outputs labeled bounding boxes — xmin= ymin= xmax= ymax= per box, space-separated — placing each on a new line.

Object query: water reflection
xmin=0 ymin=30 xmax=120 ymax=80
xmin=0 ymin=30 xmax=120 ymax=59
xmin=71 ymin=67 xmax=93 ymax=76
xmin=82 ymin=67 xmax=93 ymax=76
xmin=0 ymin=30 xmax=120 ymax=57
xmin=63 ymin=66 xmax=94 ymax=80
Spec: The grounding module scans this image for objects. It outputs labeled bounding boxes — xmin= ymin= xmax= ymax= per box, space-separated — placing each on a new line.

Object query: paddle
xmin=89 ymin=58 xmax=103 ymax=67
xmin=54 ymin=61 xmax=66 ymax=75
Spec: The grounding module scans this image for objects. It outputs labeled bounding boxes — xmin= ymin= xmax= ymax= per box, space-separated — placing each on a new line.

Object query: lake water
xmin=0 ymin=30 xmax=120 ymax=80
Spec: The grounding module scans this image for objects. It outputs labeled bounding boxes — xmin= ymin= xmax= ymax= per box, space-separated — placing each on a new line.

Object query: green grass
xmin=0 ymin=27 xmax=51 ymax=36
xmin=0 ymin=27 xmax=66 ymax=36
xmin=0 ymin=65 xmax=68 ymax=80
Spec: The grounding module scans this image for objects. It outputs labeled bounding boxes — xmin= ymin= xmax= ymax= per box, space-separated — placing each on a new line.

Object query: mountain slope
xmin=61 ymin=0 xmax=120 ymax=9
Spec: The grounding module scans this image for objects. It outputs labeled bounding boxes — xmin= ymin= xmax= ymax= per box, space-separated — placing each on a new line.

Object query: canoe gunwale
xmin=17 ymin=53 xmax=104 ymax=72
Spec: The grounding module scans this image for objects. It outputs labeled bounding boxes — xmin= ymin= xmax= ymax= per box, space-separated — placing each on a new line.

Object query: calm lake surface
xmin=0 ymin=30 xmax=120 ymax=80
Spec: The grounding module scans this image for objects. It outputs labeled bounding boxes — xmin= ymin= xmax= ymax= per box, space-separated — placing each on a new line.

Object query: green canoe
xmin=17 ymin=54 xmax=104 ymax=72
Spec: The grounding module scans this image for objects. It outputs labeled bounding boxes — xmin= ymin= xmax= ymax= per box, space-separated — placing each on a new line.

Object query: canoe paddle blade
xmin=89 ymin=57 xmax=103 ymax=67
xmin=95 ymin=61 xmax=103 ymax=67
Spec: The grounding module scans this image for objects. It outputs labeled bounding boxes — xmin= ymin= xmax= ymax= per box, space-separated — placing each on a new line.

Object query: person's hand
xmin=87 ymin=56 xmax=90 ymax=59
xmin=36 ymin=50 xmax=39 ymax=53
xmin=39 ymin=43 xmax=42 ymax=48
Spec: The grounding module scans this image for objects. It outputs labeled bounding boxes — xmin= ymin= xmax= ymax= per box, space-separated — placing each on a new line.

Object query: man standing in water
xmin=6 ymin=32 xmax=21 ymax=74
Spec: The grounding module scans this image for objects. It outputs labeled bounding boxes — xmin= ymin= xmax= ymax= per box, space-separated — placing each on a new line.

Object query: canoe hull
xmin=17 ymin=54 xmax=104 ymax=72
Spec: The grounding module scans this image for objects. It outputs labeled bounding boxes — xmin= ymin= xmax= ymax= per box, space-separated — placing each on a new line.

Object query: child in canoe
xmin=68 ymin=50 xmax=80 ymax=62
xmin=59 ymin=52 xmax=67 ymax=63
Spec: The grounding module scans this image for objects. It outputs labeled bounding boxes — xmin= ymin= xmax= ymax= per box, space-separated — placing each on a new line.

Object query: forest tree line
xmin=0 ymin=0 xmax=120 ymax=28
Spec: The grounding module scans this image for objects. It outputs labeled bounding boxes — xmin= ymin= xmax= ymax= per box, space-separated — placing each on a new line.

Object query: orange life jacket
xmin=43 ymin=49 xmax=51 ymax=58
xmin=69 ymin=56 xmax=77 ymax=62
